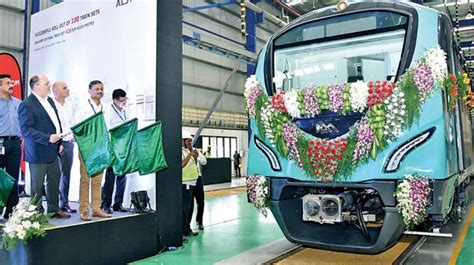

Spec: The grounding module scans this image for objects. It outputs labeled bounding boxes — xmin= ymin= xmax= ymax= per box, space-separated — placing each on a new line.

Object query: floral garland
xmin=394 ymin=174 xmax=431 ymax=230
xmin=244 ymin=46 xmax=471 ymax=182
xmin=1 ymin=197 xmax=49 ymax=251
xmin=445 ymin=73 xmax=471 ymax=110
xmin=246 ymin=175 xmax=269 ymax=217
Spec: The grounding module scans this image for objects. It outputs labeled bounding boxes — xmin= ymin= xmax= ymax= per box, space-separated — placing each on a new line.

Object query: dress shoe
xmin=102 ymin=208 xmax=113 ymax=215
xmin=197 ymin=223 xmax=204 ymax=230
xmin=80 ymin=212 xmax=92 ymax=221
xmin=62 ymin=206 xmax=77 ymax=214
xmin=52 ymin=211 xmax=71 ymax=219
xmin=92 ymin=209 xmax=112 ymax=218
xmin=184 ymin=230 xmax=199 ymax=237
xmin=113 ymin=204 xmax=127 ymax=212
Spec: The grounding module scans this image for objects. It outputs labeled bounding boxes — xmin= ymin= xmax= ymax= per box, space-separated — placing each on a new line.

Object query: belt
xmin=0 ymin=136 xmax=20 ymax=140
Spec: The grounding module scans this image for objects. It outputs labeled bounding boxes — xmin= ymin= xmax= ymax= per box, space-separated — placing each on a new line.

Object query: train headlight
xmin=321 ymin=198 xmax=339 ymax=217
xmin=304 ymin=199 xmax=321 ymax=217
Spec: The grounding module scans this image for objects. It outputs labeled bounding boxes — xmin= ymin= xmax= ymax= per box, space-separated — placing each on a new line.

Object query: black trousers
xmin=30 ymin=159 xmax=61 ymax=213
xmin=182 ymin=184 xmax=195 ymax=234
xmin=234 ymin=163 xmax=241 ymax=177
xmin=190 ymin=176 xmax=205 ymax=224
xmin=101 ymin=167 xmax=126 ymax=209
xmin=0 ymin=138 xmax=21 ymax=219
xmin=59 ymin=141 xmax=74 ymax=209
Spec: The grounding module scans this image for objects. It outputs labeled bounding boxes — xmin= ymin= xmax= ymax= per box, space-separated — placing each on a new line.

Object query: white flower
xmin=21 ymin=220 xmax=32 ymax=230
xmin=16 ymin=229 xmax=26 ymax=240
xmin=384 ymin=88 xmax=406 ymax=140
xmin=283 ymin=89 xmax=301 ymax=118
xmin=23 ymin=211 xmax=35 ymax=219
xmin=15 ymin=224 xmax=25 ymax=239
xmin=349 ymin=80 xmax=369 ymax=112
xmin=32 ymin=222 xmax=40 ymax=230
xmin=424 ymin=46 xmax=447 ymax=84
xmin=247 ymin=175 xmax=269 ymax=217
xmin=244 ymin=75 xmax=259 ymax=92
xmin=2 ymin=198 xmax=48 ymax=250
xmin=260 ymin=103 xmax=276 ymax=146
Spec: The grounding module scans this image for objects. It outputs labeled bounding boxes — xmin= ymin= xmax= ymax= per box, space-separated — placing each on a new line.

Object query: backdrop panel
xmin=28 ymin=0 xmax=157 ymax=208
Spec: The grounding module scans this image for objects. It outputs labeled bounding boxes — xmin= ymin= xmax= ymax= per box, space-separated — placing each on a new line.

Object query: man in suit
xmin=18 ymin=74 xmax=70 ymax=218
xmin=233 ymin=151 xmax=241 ymax=177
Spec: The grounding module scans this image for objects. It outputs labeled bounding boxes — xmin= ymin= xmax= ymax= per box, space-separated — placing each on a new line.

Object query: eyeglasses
xmin=118 ymin=97 xmax=128 ymax=103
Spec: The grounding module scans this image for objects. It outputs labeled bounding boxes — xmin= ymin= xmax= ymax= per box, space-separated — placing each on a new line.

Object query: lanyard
xmin=88 ymin=99 xmax=102 ymax=114
xmin=111 ymin=104 xmax=126 ymax=122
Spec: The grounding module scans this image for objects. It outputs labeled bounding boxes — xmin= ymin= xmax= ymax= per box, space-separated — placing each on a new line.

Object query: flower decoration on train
xmin=1 ymin=196 xmax=49 ymax=251
xmin=394 ymin=174 xmax=431 ymax=230
xmin=244 ymin=46 xmax=471 ymax=182
xmin=444 ymin=72 xmax=470 ymax=110
xmin=462 ymin=74 xmax=474 ymax=111
xmin=246 ymin=175 xmax=269 ymax=217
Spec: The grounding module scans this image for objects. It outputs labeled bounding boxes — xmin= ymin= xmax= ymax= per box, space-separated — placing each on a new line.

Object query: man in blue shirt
xmin=0 ymin=74 xmax=22 ymax=219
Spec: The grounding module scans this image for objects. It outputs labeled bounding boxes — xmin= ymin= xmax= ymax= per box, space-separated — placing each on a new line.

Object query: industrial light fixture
xmin=466 ymin=0 xmax=474 ymax=19
xmin=286 ymin=0 xmax=303 ymax=6
xmin=336 ymin=0 xmax=348 ymax=12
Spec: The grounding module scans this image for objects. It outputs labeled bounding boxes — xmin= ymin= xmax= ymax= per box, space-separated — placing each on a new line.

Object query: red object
xmin=367 ymin=80 xmax=394 ymax=106
xmin=0 ymin=53 xmax=23 ymax=100
xmin=307 ymin=138 xmax=347 ymax=182
xmin=271 ymin=92 xmax=287 ymax=112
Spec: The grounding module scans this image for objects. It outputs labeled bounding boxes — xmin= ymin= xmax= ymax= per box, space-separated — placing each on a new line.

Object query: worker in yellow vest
xmin=182 ymin=130 xmax=199 ymax=237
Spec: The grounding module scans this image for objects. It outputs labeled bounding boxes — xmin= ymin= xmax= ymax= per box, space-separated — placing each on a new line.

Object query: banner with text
xmin=28 ymin=0 xmax=157 ymax=206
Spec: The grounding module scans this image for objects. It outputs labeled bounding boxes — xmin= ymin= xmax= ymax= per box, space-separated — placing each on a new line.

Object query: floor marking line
xmin=448 ymin=207 xmax=474 ymax=265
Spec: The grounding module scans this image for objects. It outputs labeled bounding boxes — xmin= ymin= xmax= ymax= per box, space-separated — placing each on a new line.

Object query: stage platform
xmin=0 ymin=202 xmax=159 ymax=265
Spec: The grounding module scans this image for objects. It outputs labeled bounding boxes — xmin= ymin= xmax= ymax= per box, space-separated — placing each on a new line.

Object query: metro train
xmin=246 ymin=1 xmax=472 ymax=253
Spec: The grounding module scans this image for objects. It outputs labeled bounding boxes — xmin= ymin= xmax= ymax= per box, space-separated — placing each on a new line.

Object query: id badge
xmin=0 ymin=146 xmax=5 ymax=155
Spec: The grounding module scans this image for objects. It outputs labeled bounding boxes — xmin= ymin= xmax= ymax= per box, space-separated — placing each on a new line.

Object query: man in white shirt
xmin=101 ymin=88 xmax=129 ymax=214
xmin=74 ymin=80 xmax=110 ymax=221
xmin=18 ymin=74 xmax=70 ymax=218
xmin=52 ymin=81 xmax=77 ymax=214
xmin=181 ymin=130 xmax=200 ymax=237
xmin=191 ymin=146 xmax=206 ymax=230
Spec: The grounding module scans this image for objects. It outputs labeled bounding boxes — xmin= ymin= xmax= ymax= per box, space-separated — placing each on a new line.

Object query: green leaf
xmin=399 ymin=71 xmax=422 ymax=128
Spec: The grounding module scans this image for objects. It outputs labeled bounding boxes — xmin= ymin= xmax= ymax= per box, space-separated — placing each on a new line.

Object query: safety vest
xmin=182 ymin=149 xmax=199 ymax=182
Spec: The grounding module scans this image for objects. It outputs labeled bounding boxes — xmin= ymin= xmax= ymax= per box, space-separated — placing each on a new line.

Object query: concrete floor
xmin=131 ymin=192 xmax=284 ymax=265
xmin=131 ymin=178 xmax=474 ymax=265
xmin=406 ymin=183 xmax=474 ymax=265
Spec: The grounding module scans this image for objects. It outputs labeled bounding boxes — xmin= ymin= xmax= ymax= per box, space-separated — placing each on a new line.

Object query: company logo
xmin=315 ymin=122 xmax=339 ymax=134
xmin=116 ymin=0 xmax=132 ymax=8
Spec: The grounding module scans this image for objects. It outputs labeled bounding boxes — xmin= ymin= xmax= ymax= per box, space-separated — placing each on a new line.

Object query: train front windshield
xmin=273 ymin=11 xmax=408 ymax=91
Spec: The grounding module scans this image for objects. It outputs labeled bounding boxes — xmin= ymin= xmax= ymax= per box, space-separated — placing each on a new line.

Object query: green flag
xmin=0 ymin=168 xmax=15 ymax=207
xmin=71 ymin=112 xmax=112 ymax=177
xmin=110 ymin=118 xmax=140 ymax=175
xmin=137 ymin=121 xmax=168 ymax=175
